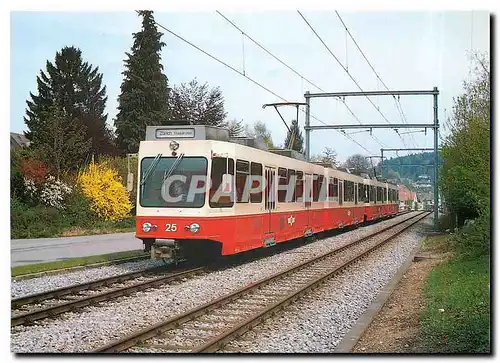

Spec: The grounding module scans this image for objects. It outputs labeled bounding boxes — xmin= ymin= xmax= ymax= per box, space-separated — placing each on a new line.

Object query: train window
xmin=370 ymin=186 xmax=375 ymax=202
xmin=358 ymin=184 xmax=362 ymax=203
xmin=288 ymin=169 xmax=296 ymax=202
xmin=140 ymin=156 xmax=208 ymax=208
xmin=313 ymin=174 xmax=324 ymax=202
xmin=344 ymin=180 xmax=355 ymax=202
xmin=359 ymin=184 xmax=368 ymax=203
xmin=250 ymin=162 xmax=262 ymax=203
xmin=384 ymin=188 xmax=388 ymax=203
xmin=210 ymin=157 xmax=235 ymax=208
xmin=278 ymin=168 xmax=288 ymax=203
xmin=328 ymin=177 xmax=337 ymax=201
xmin=236 ymin=159 xmax=250 ymax=203
xmin=295 ymin=171 xmax=304 ymax=201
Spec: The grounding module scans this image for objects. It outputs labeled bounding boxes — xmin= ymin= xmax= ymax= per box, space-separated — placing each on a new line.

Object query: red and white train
xmin=135 ymin=126 xmax=399 ymax=261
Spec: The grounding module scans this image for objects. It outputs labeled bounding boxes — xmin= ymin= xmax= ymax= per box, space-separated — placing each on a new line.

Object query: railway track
xmin=11 ymin=263 xmax=204 ymax=327
xmin=10 ymin=212 xmax=411 ymax=329
xmin=93 ymin=211 xmax=428 ymax=353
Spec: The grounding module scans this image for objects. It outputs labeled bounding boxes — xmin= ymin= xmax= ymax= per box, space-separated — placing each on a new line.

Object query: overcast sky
xmin=10 ymin=10 xmax=490 ymax=161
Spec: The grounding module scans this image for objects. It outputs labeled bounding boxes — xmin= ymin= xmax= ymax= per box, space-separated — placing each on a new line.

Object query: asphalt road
xmin=11 ymin=233 xmax=143 ymax=267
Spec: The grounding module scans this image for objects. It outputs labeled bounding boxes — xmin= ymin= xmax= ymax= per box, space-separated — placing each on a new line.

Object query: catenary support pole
xmin=433 ymin=86 xmax=439 ymax=231
xmin=305 ymin=91 xmax=311 ymax=161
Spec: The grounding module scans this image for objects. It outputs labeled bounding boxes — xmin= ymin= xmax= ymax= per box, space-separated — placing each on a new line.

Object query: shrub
xmin=39 ymin=175 xmax=73 ymax=209
xmin=20 ymin=158 xmax=49 ymax=185
xmin=99 ymin=155 xmax=138 ymax=207
xmin=11 ymin=198 xmax=64 ymax=238
xmin=78 ymin=159 xmax=133 ymax=221
xmin=451 ymin=206 xmax=490 ymax=258
xmin=62 ymin=185 xmax=97 ymax=227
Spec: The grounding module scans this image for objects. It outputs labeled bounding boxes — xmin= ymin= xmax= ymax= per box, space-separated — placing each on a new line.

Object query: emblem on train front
xmin=288 ymin=215 xmax=295 ymax=226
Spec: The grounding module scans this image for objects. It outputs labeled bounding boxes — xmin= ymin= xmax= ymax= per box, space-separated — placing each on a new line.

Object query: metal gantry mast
xmin=303 ymin=87 xmax=440 ymax=230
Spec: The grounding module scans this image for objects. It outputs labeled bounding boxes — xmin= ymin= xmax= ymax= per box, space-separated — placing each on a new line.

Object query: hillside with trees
xmin=380 ymin=152 xmax=443 ymax=182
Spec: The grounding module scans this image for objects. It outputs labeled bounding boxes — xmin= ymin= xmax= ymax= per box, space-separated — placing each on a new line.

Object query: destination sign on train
xmin=155 ymin=128 xmax=195 ymax=139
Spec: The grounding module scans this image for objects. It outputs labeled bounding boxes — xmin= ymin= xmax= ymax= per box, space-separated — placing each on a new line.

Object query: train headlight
xmin=188 ymin=223 xmax=200 ymax=234
xmin=169 ymin=140 xmax=180 ymax=151
xmin=142 ymin=222 xmax=152 ymax=233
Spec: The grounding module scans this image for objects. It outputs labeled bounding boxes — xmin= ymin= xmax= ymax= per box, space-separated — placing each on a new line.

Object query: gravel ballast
xmin=11 ymin=259 xmax=166 ymax=299
xmin=11 ymin=212 xmax=425 ymax=353
xmin=220 ymin=216 xmax=432 ymax=353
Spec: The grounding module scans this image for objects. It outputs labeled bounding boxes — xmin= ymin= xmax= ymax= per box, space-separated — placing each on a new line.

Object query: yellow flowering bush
xmin=78 ymin=159 xmax=132 ymax=221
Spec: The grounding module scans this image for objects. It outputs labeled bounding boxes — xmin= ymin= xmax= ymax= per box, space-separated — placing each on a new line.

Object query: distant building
xmin=10 ymin=132 xmax=30 ymax=149
xmin=399 ymin=184 xmax=417 ymax=211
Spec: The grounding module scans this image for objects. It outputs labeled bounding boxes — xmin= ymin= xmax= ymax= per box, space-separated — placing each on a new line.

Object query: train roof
xmin=143 ymin=125 xmax=398 ymax=188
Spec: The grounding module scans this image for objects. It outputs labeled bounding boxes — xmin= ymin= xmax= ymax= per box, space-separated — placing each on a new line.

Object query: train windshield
xmin=140 ymin=156 xmax=208 ymax=208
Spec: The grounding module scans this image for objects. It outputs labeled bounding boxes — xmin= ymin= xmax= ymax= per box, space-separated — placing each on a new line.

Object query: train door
xmin=339 ymin=180 xmax=343 ymax=206
xmin=264 ymin=167 xmax=276 ymax=233
xmin=355 ymin=183 xmax=358 ymax=205
xmin=304 ymin=173 xmax=313 ymax=225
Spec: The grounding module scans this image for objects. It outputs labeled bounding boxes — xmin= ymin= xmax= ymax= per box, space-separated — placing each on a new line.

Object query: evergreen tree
xmin=284 ymin=119 xmax=304 ymax=153
xmin=34 ymin=106 xmax=91 ymax=177
xmin=24 ymin=46 xmax=113 ymax=158
xmin=169 ymin=78 xmax=226 ymax=126
xmin=226 ymin=118 xmax=245 ymax=137
xmin=115 ymin=10 xmax=170 ymax=154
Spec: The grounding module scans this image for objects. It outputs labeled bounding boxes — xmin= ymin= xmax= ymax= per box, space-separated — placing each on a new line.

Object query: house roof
xmin=10 ymin=132 xmax=31 ymax=149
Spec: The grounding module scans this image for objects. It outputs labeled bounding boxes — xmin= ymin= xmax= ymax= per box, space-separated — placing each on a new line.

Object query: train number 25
xmin=165 ymin=224 xmax=177 ymax=232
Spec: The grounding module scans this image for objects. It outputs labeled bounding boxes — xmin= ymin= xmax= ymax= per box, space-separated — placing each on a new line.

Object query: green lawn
xmin=420 ymin=236 xmax=490 ymax=353
xmin=12 ymin=250 xmax=148 ymax=277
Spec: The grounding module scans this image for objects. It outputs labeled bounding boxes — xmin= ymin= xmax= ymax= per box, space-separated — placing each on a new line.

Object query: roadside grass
xmin=58 ymin=218 xmax=136 ymax=237
xmin=11 ymin=212 xmax=136 ymax=239
xmin=11 ymin=250 xmax=147 ymax=277
xmin=420 ymin=234 xmax=453 ymax=254
xmin=419 ymin=235 xmax=490 ymax=353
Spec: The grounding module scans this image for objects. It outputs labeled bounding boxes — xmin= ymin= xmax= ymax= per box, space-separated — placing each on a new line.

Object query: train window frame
xmin=139 ymin=156 xmax=208 ymax=209
xmin=236 ymin=159 xmax=250 ymax=203
xmin=209 ymin=157 xmax=235 ymax=208
xmin=295 ymin=171 xmax=304 ymax=201
xmin=288 ymin=169 xmax=296 ymax=202
xmin=328 ymin=177 xmax=339 ymax=202
xmin=278 ymin=167 xmax=288 ymax=203
xmin=344 ymin=180 xmax=355 ymax=203
xmin=313 ymin=174 xmax=324 ymax=202
xmin=250 ymin=162 xmax=263 ymax=203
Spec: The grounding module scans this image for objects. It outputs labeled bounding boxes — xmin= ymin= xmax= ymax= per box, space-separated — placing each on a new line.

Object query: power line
xmin=299 ymin=10 xmax=413 ymax=151
xmin=334 ymin=10 xmax=417 ymax=148
xmin=217 ymin=10 xmax=325 ymax=93
xmin=144 ymin=11 xmax=375 ymax=155
xmin=216 ymin=11 xmax=382 ymax=150
xmin=298 ymin=11 xmax=393 ymax=125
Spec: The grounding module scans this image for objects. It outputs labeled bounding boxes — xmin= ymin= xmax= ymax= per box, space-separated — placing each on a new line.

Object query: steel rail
xmin=12 ymin=264 xmax=171 ymax=309
xmin=11 ymin=266 xmax=204 ymax=327
xmin=193 ymin=212 xmax=429 ymax=352
xmin=93 ymin=211 xmax=426 ymax=353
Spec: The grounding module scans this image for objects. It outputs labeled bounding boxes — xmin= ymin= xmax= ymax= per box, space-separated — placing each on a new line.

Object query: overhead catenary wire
xmin=216 ymin=11 xmax=382 ymax=151
xmin=334 ymin=10 xmax=417 ymax=148
xmin=298 ymin=11 xmax=394 ymax=126
xmin=145 ymin=11 xmax=375 ymax=155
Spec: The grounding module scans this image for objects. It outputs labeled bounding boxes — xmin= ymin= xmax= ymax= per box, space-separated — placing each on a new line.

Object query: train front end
xmin=135 ymin=125 xmax=231 ymax=262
